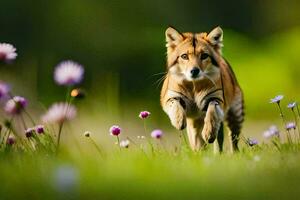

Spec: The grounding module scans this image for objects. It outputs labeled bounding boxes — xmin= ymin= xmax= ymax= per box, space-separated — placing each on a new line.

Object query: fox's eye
xmin=200 ymin=53 xmax=209 ymax=60
xmin=181 ymin=54 xmax=188 ymax=60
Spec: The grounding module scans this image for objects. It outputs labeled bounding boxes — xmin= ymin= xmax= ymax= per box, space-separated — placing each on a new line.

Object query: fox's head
xmin=165 ymin=26 xmax=223 ymax=82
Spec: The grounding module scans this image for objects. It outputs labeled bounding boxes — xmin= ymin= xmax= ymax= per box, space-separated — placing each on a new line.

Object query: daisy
xmin=42 ymin=102 xmax=77 ymax=124
xmin=270 ymin=95 xmax=284 ymax=104
xmin=4 ymin=96 xmax=27 ymax=115
xmin=0 ymin=43 xmax=17 ymax=62
xmin=54 ymin=60 xmax=84 ymax=86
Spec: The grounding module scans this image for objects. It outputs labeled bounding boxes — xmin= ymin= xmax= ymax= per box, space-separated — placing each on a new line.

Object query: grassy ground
xmin=1 ymin=28 xmax=300 ymax=200
xmin=1 ymin=135 xmax=300 ymax=200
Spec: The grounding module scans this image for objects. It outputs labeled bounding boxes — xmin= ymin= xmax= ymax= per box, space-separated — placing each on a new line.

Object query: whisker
xmin=148 ymin=71 xmax=167 ymax=79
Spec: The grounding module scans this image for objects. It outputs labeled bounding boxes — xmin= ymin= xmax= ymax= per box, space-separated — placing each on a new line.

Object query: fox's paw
xmin=171 ymin=112 xmax=186 ymax=130
xmin=201 ymin=101 xmax=224 ymax=143
xmin=169 ymin=102 xmax=186 ymax=130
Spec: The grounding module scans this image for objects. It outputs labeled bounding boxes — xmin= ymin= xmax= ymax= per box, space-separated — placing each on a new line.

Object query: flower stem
xmin=292 ymin=109 xmax=300 ymax=143
xmin=89 ymin=137 xmax=104 ymax=158
xmin=23 ymin=109 xmax=36 ymax=126
xmin=277 ymin=103 xmax=291 ymax=143
xmin=56 ymin=122 xmax=64 ymax=153
xmin=116 ymin=135 xmax=121 ymax=150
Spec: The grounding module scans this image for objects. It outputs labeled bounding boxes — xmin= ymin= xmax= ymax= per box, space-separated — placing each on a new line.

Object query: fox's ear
xmin=165 ymin=27 xmax=183 ymax=49
xmin=207 ymin=26 xmax=223 ymax=48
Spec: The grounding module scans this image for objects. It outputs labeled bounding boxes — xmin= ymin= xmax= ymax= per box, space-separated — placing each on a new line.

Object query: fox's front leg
xmin=201 ymin=101 xmax=224 ymax=144
xmin=163 ymin=98 xmax=186 ymax=130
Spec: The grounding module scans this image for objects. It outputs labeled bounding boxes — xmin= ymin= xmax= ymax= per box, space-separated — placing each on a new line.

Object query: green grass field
xmin=1 ymin=140 xmax=300 ymax=200
xmin=1 ymin=28 xmax=300 ymax=200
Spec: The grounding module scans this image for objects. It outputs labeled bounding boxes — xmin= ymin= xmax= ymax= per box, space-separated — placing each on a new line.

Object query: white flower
xmin=42 ymin=102 xmax=76 ymax=124
xmin=119 ymin=139 xmax=130 ymax=148
xmin=0 ymin=43 xmax=17 ymax=62
xmin=54 ymin=60 xmax=84 ymax=86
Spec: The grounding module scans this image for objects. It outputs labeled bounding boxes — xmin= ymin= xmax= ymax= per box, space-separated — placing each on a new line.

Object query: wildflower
xmin=0 ymin=81 xmax=10 ymax=99
xmin=54 ymin=60 xmax=84 ymax=86
xmin=119 ymin=139 xmax=130 ymax=148
xmin=0 ymin=43 xmax=17 ymax=63
xmin=139 ymin=111 xmax=151 ymax=119
xmin=247 ymin=138 xmax=258 ymax=146
xmin=270 ymin=95 xmax=284 ymax=104
xmin=151 ymin=129 xmax=163 ymax=139
xmin=42 ymin=102 xmax=77 ymax=124
xmin=286 ymin=122 xmax=296 ymax=131
xmin=70 ymin=88 xmax=85 ymax=99
xmin=84 ymin=131 xmax=91 ymax=137
xmin=287 ymin=102 xmax=297 ymax=109
xmin=25 ymin=128 xmax=34 ymax=138
xmin=109 ymin=125 xmax=121 ymax=136
xmin=4 ymin=96 xmax=27 ymax=115
xmin=35 ymin=125 xmax=45 ymax=134
xmin=263 ymin=125 xmax=280 ymax=138
xmin=6 ymin=136 xmax=15 ymax=145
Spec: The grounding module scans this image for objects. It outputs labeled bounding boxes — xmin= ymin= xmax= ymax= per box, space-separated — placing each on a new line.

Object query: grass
xmin=2 ymin=29 xmax=300 ymax=200
xmin=1 ymin=142 xmax=300 ymax=200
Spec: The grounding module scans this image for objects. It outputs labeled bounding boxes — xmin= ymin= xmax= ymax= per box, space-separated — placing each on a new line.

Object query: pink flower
xmin=0 ymin=43 xmax=17 ymax=63
xmin=6 ymin=136 xmax=15 ymax=145
xmin=109 ymin=125 xmax=121 ymax=136
xmin=35 ymin=125 xmax=45 ymax=134
xmin=54 ymin=60 xmax=84 ymax=86
xmin=42 ymin=102 xmax=77 ymax=124
xmin=151 ymin=129 xmax=163 ymax=139
xmin=25 ymin=128 xmax=34 ymax=138
xmin=4 ymin=96 xmax=27 ymax=115
xmin=139 ymin=111 xmax=151 ymax=119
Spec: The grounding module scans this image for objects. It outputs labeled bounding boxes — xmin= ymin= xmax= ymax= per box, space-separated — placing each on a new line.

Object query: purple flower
xmin=4 ymin=96 xmax=27 ymax=115
xmin=54 ymin=60 xmax=84 ymax=86
xmin=6 ymin=136 xmax=15 ymax=145
xmin=42 ymin=102 xmax=77 ymax=124
xmin=286 ymin=122 xmax=296 ymax=131
xmin=109 ymin=125 xmax=121 ymax=136
xmin=0 ymin=43 xmax=17 ymax=63
xmin=0 ymin=81 xmax=10 ymax=99
xmin=151 ymin=129 xmax=163 ymax=139
xmin=25 ymin=128 xmax=34 ymax=138
xmin=270 ymin=95 xmax=284 ymax=104
xmin=35 ymin=125 xmax=45 ymax=134
xmin=247 ymin=138 xmax=258 ymax=146
xmin=263 ymin=125 xmax=280 ymax=139
xmin=139 ymin=111 xmax=151 ymax=119
xmin=287 ymin=102 xmax=297 ymax=109
xmin=119 ymin=139 xmax=130 ymax=148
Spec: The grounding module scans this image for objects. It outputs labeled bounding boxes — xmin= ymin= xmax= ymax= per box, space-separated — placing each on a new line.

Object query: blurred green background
xmin=1 ymin=0 xmax=300 ymax=128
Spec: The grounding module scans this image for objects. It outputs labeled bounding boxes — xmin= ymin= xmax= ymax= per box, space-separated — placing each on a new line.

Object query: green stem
xmin=89 ymin=137 xmax=104 ymax=158
xmin=277 ymin=103 xmax=291 ymax=143
xmin=292 ymin=110 xmax=300 ymax=143
xmin=23 ymin=109 xmax=36 ymax=126
xmin=56 ymin=122 xmax=64 ymax=153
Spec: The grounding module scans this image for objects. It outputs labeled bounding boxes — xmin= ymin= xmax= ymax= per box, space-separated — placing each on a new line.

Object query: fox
xmin=160 ymin=26 xmax=244 ymax=152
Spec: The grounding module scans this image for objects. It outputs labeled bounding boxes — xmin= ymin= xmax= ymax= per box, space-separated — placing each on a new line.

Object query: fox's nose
xmin=190 ymin=67 xmax=200 ymax=78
